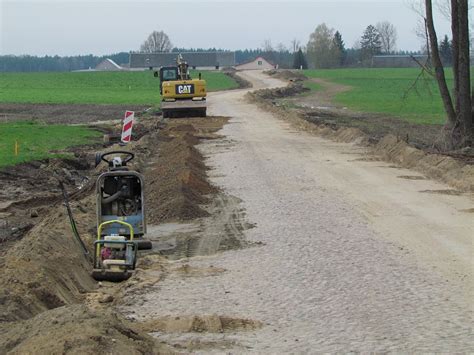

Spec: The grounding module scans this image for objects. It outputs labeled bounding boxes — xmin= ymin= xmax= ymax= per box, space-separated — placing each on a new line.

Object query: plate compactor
xmin=92 ymin=151 xmax=151 ymax=281
xmin=92 ymin=220 xmax=137 ymax=281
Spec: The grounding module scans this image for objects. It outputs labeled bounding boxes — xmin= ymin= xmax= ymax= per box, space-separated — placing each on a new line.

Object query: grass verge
xmin=303 ymin=81 xmax=323 ymax=92
xmin=303 ymin=68 xmax=469 ymax=125
xmin=0 ymin=121 xmax=101 ymax=166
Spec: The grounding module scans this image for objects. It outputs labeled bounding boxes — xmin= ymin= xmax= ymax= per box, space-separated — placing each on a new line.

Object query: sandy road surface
xmin=126 ymin=71 xmax=473 ymax=352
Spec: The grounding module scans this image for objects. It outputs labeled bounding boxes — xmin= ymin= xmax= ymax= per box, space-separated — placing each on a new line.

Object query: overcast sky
xmin=1 ymin=0 xmax=452 ymax=56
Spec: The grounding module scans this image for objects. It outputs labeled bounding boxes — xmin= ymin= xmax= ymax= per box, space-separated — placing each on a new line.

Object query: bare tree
xmin=276 ymin=43 xmax=287 ymax=52
xmin=262 ymin=39 xmax=274 ymax=52
xmin=140 ymin=30 xmax=173 ymax=53
xmin=424 ymin=0 xmax=472 ymax=148
xmin=307 ymin=23 xmax=340 ymax=68
xmin=436 ymin=0 xmax=473 ymax=20
xmin=290 ymin=38 xmax=301 ymax=53
xmin=376 ymin=21 xmax=398 ymax=53
xmin=437 ymin=0 xmax=474 ymax=47
xmin=437 ymin=0 xmax=452 ymax=18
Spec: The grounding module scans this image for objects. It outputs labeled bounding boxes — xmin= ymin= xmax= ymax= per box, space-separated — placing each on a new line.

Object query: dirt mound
xmin=223 ymin=69 xmax=252 ymax=89
xmin=173 ymin=264 xmax=226 ymax=277
xmin=265 ymin=69 xmax=307 ymax=82
xmin=302 ymin=109 xmax=443 ymax=150
xmin=143 ymin=117 xmax=228 ymax=224
xmin=253 ymin=83 xmax=309 ymax=100
xmin=136 ymin=315 xmax=262 ymax=334
xmin=0 ymin=304 xmax=166 ymax=354
xmin=0 ymin=195 xmax=97 ymax=322
xmin=375 ymin=135 xmax=474 ymax=191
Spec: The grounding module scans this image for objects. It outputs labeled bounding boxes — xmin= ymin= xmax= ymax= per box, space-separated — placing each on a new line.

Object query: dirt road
xmin=125 ymin=71 xmax=473 ymax=352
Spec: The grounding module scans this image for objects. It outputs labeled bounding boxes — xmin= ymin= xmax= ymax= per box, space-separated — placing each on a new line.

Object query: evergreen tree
xmin=360 ymin=25 xmax=382 ymax=61
xmin=333 ymin=31 xmax=346 ymax=66
xmin=292 ymin=49 xmax=308 ymax=69
xmin=439 ymin=35 xmax=452 ymax=66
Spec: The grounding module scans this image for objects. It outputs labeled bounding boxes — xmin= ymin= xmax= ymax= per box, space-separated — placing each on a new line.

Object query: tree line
xmin=0 ymin=50 xmax=293 ymax=72
xmin=136 ymin=27 xmax=427 ymax=70
xmin=0 ymin=52 xmax=130 ymax=72
xmin=0 ymin=25 xmax=409 ymax=72
xmin=303 ymin=22 xmax=402 ymax=69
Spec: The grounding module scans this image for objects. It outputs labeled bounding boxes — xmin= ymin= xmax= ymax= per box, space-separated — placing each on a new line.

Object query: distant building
xmin=129 ymin=52 xmax=235 ymax=70
xmin=371 ymin=55 xmax=428 ymax=68
xmin=95 ymin=58 xmax=124 ymax=71
xmin=234 ymin=56 xmax=276 ymax=71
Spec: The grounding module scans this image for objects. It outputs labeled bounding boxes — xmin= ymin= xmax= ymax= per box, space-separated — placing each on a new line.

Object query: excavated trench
xmin=0 ymin=114 xmax=242 ymax=353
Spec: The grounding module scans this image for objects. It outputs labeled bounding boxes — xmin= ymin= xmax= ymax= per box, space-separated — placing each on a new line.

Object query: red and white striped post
xmin=121 ymin=111 xmax=134 ymax=143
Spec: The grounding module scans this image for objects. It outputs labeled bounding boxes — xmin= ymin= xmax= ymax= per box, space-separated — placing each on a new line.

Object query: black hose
xmin=58 ymin=181 xmax=91 ymax=263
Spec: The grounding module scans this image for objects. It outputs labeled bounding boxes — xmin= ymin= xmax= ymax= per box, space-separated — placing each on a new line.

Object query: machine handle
xmin=97 ymin=151 xmax=135 ymax=167
xmin=97 ymin=220 xmax=134 ymax=241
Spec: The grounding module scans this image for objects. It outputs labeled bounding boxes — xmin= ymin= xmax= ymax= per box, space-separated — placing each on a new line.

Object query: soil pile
xmin=143 ymin=117 xmax=228 ymax=224
xmin=0 ymin=195 xmax=97 ymax=322
xmin=302 ymin=109 xmax=443 ymax=149
xmin=0 ymin=304 xmax=166 ymax=354
xmin=136 ymin=315 xmax=262 ymax=333
xmin=253 ymin=83 xmax=309 ymax=100
xmin=223 ymin=69 xmax=252 ymax=89
xmin=375 ymin=135 xmax=474 ymax=191
xmin=265 ymin=69 xmax=307 ymax=82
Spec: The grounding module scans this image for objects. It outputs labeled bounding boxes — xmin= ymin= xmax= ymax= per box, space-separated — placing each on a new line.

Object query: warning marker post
xmin=121 ymin=111 xmax=135 ymax=144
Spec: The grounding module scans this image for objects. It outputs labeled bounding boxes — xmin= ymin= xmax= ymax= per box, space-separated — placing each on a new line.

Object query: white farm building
xmin=234 ymin=56 xmax=276 ymax=71
xmin=95 ymin=58 xmax=124 ymax=71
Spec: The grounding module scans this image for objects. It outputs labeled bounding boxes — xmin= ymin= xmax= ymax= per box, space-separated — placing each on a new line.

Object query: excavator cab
xmin=157 ymin=67 xmax=180 ymax=94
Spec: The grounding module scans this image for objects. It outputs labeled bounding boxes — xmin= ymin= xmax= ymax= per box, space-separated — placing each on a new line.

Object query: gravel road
xmin=126 ymin=71 xmax=473 ymax=353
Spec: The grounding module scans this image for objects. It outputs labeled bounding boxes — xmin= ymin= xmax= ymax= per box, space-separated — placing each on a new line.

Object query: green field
xmin=303 ymin=68 xmax=463 ymax=125
xmin=0 ymin=121 xmax=101 ymax=167
xmin=0 ymin=70 xmax=238 ymax=105
xmin=303 ymin=80 xmax=322 ymax=92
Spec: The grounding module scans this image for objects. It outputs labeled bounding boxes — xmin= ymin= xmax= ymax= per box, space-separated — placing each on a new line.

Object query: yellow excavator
xmin=154 ymin=55 xmax=207 ymax=118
